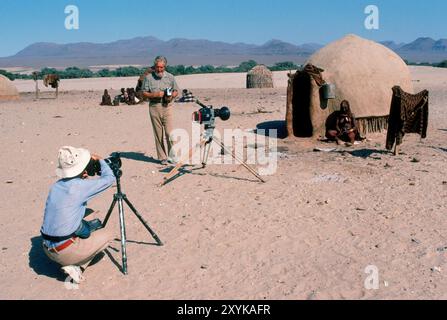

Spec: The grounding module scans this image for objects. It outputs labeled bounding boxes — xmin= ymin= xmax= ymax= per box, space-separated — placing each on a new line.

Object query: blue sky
xmin=0 ymin=0 xmax=446 ymax=57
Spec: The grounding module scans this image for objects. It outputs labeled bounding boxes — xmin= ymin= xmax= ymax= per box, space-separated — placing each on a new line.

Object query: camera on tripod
xmin=87 ymin=153 xmax=122 ymax=177
xmin=192 ymin=100 xmax=231 ymax=127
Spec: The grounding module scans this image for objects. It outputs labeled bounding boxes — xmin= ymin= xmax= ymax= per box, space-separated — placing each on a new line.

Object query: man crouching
xmin=40 ymin=146 xmax=116 ymax=284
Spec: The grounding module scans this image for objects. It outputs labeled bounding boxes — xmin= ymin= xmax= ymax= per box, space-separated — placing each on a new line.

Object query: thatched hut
xmin=286 ymin=34 xmax=413 ymax=138
xmin=0 ymin=75 xmax=19 ymax=100
xmin=247 ymin=65 xmax=274 ymax=88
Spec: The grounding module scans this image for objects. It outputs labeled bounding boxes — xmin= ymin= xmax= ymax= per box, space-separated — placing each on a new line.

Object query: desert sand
xmin=0 ymin=66 xmax=446 ymax=299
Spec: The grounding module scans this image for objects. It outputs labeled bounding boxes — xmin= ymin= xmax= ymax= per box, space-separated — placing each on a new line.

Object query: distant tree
xmin=61 ymin=66 xmax=94 ymax=78
xmin=166 ymin=65 xmax=187 ymax=75
xmin=96 ymin=68 xmax=113 ymax=77
xmin=184 ymin=66 xmax=197 ymax=74
xmin=114 ymin=66 xmax=141 ymax=77
xmin=270 ymin=61 xmax=299 ymax=71
xmin=39 ymin=67 xmax=59 ymax=78
xmin=236 ymin=60 xmax=258 ymax=72
xmin=214 ymin=66 xmax=233 ymax=73
xmin=0 ymin=69 xmax=15 ymax=80
xmin=197 ymin=65 xmax=215 ymax=74
xmin=436 ymin=60 xmax=447 ymax=68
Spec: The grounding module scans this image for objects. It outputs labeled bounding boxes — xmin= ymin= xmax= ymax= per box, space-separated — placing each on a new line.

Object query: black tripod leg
xmin=102 ymin=197 xmax=117 ymax=227
xmin=123 ymin=196 xmax=164 ymax=246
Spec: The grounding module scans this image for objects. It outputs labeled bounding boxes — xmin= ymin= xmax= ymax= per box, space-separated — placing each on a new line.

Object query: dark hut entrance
xmin=291 ymin=72 xmax=313 ymax=137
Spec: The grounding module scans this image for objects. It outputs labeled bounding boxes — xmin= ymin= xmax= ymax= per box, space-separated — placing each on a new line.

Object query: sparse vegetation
xmin=2 ymin=59 xmax=444 ymax=82
xmin=405 ymin=60 xmax=447 ymax=68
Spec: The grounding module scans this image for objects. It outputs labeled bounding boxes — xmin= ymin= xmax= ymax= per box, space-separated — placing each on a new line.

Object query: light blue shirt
xmin=41 ymin=160 xmax=115 ymax=248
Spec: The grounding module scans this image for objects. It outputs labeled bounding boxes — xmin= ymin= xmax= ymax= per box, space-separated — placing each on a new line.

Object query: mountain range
xmin=0 ymin=36 xmax=445 ymax=69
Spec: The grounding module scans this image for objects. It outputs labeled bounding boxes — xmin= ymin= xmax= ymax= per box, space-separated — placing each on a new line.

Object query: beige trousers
xmin=43 ymin=226 xmax=115 ymax=267
xmin=149 ymin=104 xmax=174 ymax=160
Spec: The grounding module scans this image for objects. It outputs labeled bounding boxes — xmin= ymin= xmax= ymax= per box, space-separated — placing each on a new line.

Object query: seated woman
xmin=100 ymin=89 xmax=113 ymax=106
xmin=326 ymin=100 xmax=359 ymax=146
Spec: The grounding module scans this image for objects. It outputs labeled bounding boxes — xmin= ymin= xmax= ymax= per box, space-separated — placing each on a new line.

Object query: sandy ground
xmin=1 ymin=67 xmax=446 ymax=300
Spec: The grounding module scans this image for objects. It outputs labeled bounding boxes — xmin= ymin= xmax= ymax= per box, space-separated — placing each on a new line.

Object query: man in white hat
xmin=40 ymin=146 xmax=116 ymax=283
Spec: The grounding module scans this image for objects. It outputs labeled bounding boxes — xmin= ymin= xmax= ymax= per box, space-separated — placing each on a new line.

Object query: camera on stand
xmin=86 ymin=153 xmax=122 ymax=177
xmin=192 ymin=100 xmax=231 ymax=128
xmin=161 ymin=98 xmax=265 ymax=186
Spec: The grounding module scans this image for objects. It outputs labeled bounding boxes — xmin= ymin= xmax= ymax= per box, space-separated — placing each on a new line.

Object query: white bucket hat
xmin=55 ymin=146 xmax=91 ymax=178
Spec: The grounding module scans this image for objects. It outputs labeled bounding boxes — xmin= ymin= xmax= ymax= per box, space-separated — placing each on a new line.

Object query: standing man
xmin=142 ymin=56 xmax=179 ymax=165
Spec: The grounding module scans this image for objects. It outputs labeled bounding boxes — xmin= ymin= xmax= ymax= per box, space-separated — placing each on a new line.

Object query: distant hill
xmin=381 ymin=37 xmax=447 ymax=62
xmin=0 ymin=36 xmax=445 ymax=69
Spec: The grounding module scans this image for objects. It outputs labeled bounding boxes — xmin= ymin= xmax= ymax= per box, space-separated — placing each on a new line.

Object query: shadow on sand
xmin=29 ymin=235 xmax=124 ymax=280
xmin=119 ymin=152 xmax=160 ymax=164
xmin=28 ymin=236 xmax=65 ymax=282
xmin=255 ymin=121 xmax=287 ymax=139
xmin=335 ymin=148 xmax=391 ymax=159
xmin=429 ymin=146 xmax=447 ymax=154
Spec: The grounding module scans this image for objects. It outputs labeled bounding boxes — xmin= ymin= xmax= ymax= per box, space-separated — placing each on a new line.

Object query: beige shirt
xmin=142 ymin=71 xmax=179 ymax=106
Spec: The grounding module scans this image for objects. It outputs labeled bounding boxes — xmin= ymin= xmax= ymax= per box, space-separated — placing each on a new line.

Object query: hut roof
xmin=248 ymin=64 xmax=273 ymax=76
xmin=0 ymin=75 xmax=19 ymax=100
xmin=246 ymin=64 xmax=274 ymax=88
xmin=307 ymin=34 xmax=413 ymax=118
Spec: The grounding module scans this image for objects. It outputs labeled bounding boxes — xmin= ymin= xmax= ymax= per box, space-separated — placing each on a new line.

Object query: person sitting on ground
xmin=114 ymin=88 xmax=126 ymax=103
xmin=126 ymin=88 xmax=140 ymax=105
xmin=326 ymin=100 xmax=359 ymax=146
xmin=100 ymin=89 xmax=113 ymax=106
xmin=40 ymin=146 xmax=116 ymax=284
xmin=177 ymin=89 xmax=195 ymax=102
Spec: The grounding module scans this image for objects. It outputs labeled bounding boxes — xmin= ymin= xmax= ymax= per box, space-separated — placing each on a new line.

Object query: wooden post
xmin=32 ymin=72 xmax=39 ymax=100
xmin=285 ymin=73 xmax=294 ymax=137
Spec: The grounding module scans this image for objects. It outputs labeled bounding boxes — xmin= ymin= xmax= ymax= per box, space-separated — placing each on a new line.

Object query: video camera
xmin=163 ymin=87 xmax=173 ymax=104
xmin=86 ymin=153 xmax=122 ymax=178
xmin=192 ymin=100 xmax=230 ymax=127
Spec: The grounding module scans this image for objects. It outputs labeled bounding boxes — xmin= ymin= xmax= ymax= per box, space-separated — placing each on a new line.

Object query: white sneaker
xmin=62 ymin=265 xmax=85 ymax=284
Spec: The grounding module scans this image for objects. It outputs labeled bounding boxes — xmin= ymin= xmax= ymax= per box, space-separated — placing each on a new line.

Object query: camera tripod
xmin=160 ymin=122 xmax=266 ymax=186
xmin=102 ymin=170 xmax=163 ymax=275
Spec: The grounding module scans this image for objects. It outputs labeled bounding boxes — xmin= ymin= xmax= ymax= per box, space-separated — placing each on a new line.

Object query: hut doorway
xmin=292 ymin=72 xmax=313 ymax=137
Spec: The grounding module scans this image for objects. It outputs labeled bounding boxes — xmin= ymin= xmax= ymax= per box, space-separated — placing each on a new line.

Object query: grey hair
xmin=154 ymin=55 xmax=167 ymax=66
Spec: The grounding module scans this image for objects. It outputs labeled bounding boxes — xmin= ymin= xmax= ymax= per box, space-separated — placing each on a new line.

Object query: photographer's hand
xmin=91 ymin=154 xmax=102 ymax=161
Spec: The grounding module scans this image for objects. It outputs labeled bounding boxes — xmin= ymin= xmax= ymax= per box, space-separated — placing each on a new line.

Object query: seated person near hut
xmin=325 ymin=100 xmax=359 ymax=146
xmin=100 ymin=89 xmax=113 ymax=106
xmin=126 ymin=88 xmax=140 ymax=105
xmin=113 ymin=88 xmax=127 ymax=105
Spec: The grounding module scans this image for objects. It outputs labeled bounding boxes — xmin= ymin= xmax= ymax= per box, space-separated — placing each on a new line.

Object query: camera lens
xmin=215 ymin=106 xmax=230 ymax=121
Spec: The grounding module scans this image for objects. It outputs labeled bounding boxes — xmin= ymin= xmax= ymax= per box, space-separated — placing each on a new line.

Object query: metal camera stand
xmin=102 ymin=168 xmax=163 ymax=275
xmin=160 ymin=104 xmax=266 ymax=186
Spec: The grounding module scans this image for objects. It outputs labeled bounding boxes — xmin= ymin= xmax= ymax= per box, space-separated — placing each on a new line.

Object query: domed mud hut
xmin=0 ymin=75 xmax=19 ymax=100
xmin=285 ymin=34 xmax=414 ymax=138
xmin=246 ymin=65 xmax=274 ymax=89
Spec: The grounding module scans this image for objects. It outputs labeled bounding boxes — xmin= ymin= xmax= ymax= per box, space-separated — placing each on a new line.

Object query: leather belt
xmin=47 ymin=237 xmax=77 ymax=253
